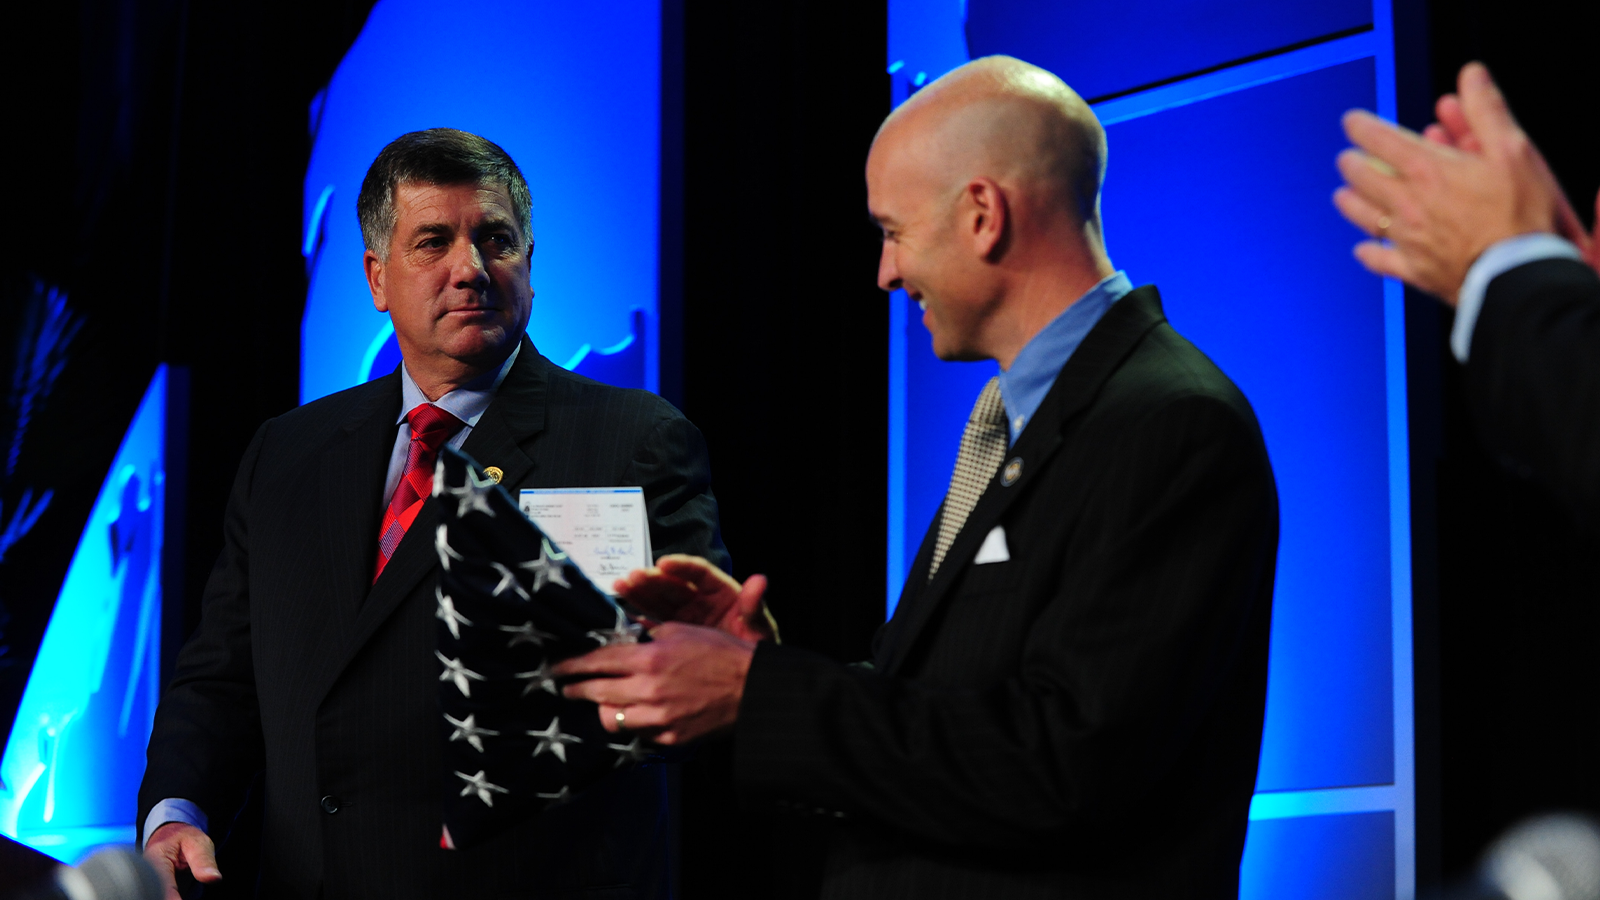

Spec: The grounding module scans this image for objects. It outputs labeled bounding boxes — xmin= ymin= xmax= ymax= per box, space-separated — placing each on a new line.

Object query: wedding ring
xmin=615 ymin=709 xmax=627 ymax=729
xmin=1375 ymin=214 xmax=1392 ymax=237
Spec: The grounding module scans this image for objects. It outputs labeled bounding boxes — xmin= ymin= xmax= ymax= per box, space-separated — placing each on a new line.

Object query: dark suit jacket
xmin=1465 ymin=257 xmax=1600 ymax=524
xmin=735 ymin=287 xmax=1278 ymax=899
xmin=139 ymin=339 xmax=727 ymax=899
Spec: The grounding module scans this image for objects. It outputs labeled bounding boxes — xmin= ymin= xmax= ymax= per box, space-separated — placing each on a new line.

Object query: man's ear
xmin=364 ymin=250 xmax=389 ymax=313
xmin=965 ymin=177 xmax=1009 ymax=261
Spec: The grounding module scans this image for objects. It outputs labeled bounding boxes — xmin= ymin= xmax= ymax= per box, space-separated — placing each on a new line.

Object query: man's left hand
xmin=613 ymin=555 xmax=777 ymax=643
xmin=553 ymin=622 xmax=755 ymax=745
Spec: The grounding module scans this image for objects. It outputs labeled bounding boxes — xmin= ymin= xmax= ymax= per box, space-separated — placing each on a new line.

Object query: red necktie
xmin=374 ymin=403 xmax=465 ymax=581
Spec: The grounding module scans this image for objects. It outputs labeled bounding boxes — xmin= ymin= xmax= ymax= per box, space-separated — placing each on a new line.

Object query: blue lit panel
xmin=301 ymin=0 xmax=661 ymax=403
xmin=1104 ymin=59 xmax=1392 ymax=792
xmin=1243 ymin=812 xmax=1395 ymax=900
xmin=964 ymin=0 xmax=1370 ymax=100
xmin=0 ymin=367 xmax=168 ymax=863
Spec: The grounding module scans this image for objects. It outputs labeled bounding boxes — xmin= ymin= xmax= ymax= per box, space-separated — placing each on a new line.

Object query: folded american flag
xmin=431 ymin=445 xmax=654 ymax=849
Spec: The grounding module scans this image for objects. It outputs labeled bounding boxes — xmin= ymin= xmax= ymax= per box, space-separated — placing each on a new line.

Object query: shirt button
xmin=1013 ymin=415 xmax=1025 ymax=430
xmin=320 ymin=795 xmax=341 ymax=814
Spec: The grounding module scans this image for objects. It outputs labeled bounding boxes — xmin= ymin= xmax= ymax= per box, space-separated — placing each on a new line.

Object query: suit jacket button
xmin=320 ymin=795 xmax=341 ymax=814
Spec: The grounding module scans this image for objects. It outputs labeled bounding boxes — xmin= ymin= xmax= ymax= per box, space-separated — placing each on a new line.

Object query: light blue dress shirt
xmin=997 ymin=271 xmax=1133 ymax=445
xmin=143 ymin=345 xmax=522 ymax=848
xmin=381 ymin=343 xmax=520 ymax=505
xmin=1451 ymin=234 xmax=1584 ymax=363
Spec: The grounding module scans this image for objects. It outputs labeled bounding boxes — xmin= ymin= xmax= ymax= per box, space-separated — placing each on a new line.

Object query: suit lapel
xmin=886 ymin=507 xmax=941 ymax=641
xmin=877 ymin=287 xmax=1169 ymax=674
xmin=346 ymin=339 xmax=548 ymax=653
xmin=298 ymin=373 xmax=402 ymax=700
xmin=455 ymin=338 xmax=546 ymax=489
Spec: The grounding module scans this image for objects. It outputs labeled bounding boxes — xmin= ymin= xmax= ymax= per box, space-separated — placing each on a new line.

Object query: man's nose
xmin=451 ymin=241 xmax=490 ymax=289
xmin=877 ymin=244 xmax=901 ymax=292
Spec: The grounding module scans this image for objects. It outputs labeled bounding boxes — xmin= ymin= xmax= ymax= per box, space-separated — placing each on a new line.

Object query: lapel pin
xmin=1002 ymin=458 xmax=1023 ymax=486
xmin=484 ymin=466 xmax=504 ymax=484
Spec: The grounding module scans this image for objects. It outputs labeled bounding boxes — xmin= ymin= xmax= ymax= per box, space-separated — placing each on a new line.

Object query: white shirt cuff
xmin=142 ymin=798 xmax=208 ymax=849
xmin=1452 ymin=233 xmax=1584 ymax=363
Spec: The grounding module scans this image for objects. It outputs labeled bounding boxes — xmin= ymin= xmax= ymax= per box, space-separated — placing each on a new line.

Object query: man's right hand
xmin=143 ymin=822 xmax=221 ymax=900
xmin=1332 ymin=62 xmax=1581 ymax=303
xmin=614 ymin=554 xmax=778 ymax=644
xmin=1421 ymin=68 xmax=1597 ymax=270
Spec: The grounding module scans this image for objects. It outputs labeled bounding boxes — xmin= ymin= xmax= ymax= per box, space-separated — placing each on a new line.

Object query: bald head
xmin=868 ymin=56 xmax=1115 ymax=367
xmin=875 ymin=55 xmax=1107 ymax=230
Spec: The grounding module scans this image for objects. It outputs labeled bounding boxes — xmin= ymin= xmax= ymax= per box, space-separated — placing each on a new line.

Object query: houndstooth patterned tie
xmin=929 ymin=376 xmax=1007 ymax=579
xmin=374 ymin=403 xmax=465 ymax=581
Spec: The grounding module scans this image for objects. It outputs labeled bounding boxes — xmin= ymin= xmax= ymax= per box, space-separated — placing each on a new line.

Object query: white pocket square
xmin=973 ymin=525 xmax=1010 ymax=564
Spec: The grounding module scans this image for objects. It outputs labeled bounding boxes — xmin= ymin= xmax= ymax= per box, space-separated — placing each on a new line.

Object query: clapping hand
xmin=613 ymin=554 xmax=778 ymax=644
xmin=1333 ymin=62 xmax=1594 ymax=303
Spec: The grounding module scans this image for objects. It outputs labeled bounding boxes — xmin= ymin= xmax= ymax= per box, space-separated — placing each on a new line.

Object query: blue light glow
xmin=302 ymin=184 xmax=336 ymax=258
xmin=563 ymin=322 xmax=638 ymax=371
xmin=359 ymin=320 xmax=397 ymax=382
xmin=567 ymin=309 xmax=648 ymax=390
xmin=301 ymin=0 xmax=661 ymax=403
xmin=888 ymin=0 xmax=973 ymax=106
xmin=1105 ymin=59 xmax=1394 ymax=795
xmin=1092 ymin=30 xmax=1378 ymax=125
xmin=1241 ymin=812 xmax=1395 ymax=900
xmin=886 ymin=290 xmax=909 ymax=613
xmin=964 ymin=0 xmax=1370 ymax=101
xmin=0 ymin=367 xmax=168 ymax=863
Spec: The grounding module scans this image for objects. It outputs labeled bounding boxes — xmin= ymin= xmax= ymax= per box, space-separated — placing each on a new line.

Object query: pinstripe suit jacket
xmin=1466 ymin=257 xmax=1600 ymax=524
xmin=139 ymin=338 xmax=727 ymax=899
xmin=735 ymin=287 xmax=1278 ymax=899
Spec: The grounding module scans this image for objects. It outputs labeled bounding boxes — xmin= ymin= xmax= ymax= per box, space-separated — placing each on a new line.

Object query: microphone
xmin=1437 ymin=813 xmax=1600 ymax=900
xmin=5 ymin=847 xmax=162 ymax=900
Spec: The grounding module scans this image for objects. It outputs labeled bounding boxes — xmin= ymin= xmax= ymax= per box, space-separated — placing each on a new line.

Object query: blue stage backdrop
xmin=300 ymin=0 xmax=661 ymax=403
xmin=0 ymin=367 xmax=169 ymax=863
xmin=887 ymin=2 xmax=1414 ymax=897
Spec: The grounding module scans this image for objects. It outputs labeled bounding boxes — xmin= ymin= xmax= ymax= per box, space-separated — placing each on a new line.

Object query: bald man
xmin=558 ymin=57 xmax=1278 ymax=898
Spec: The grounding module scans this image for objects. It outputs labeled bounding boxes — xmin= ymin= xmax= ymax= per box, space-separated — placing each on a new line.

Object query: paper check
xmin=518 ymin=487 xmax=653 ymax=595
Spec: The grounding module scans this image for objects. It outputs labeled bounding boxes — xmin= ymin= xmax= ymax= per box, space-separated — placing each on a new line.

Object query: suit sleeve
xmin=1466 ymin=257 xmax=1600 ymax=523
xmin=732 ymin=392 xmax=1276 ymax=849
xmin=626 ymin=411 xmax=731 ymax=574
xmin=138 ymin=422 xmax=270 ymax=833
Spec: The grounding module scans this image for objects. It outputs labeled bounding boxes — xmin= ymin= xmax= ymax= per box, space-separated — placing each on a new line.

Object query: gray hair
xmin=357 ymin=128 xmax=534 ymax=259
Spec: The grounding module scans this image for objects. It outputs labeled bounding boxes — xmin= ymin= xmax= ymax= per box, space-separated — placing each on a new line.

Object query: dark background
xmin=1415 ymin=0 xmax=1600 ymax=885
xmin=0 ymin=0 xmax=1594 ymax=894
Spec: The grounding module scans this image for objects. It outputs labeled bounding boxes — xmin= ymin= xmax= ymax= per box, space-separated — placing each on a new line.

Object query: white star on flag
xmin=445 ymin=713 xmax=500 ymax=752
xmin=498 ymin=620 xmax=557 ymax=648
xmin=455 ymin=769 xmax=510 ymax=806
xmin=607 ymin=736 xmax=651 ymax=768
xmin=527 ymin=716 xmax=583 ymax=763
xmin=436 ymin=588 xmax=473 ymax=639
xmin=520 ymin=538 xmax=571 ymax=592
xmin=435 ymin=524 xmax=465 ymax=571
xmin=490 ymin=561 xmax=531 ymax=601
xmin=434 ymin=458 xmax=499 ymax=518
xmin=435 ymin=650 xmax=487 ymax=697
xmin=587 ymin=604 xmax=645 ymax=647
xmin=514 ymin=660 xmax=560 ymax=697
